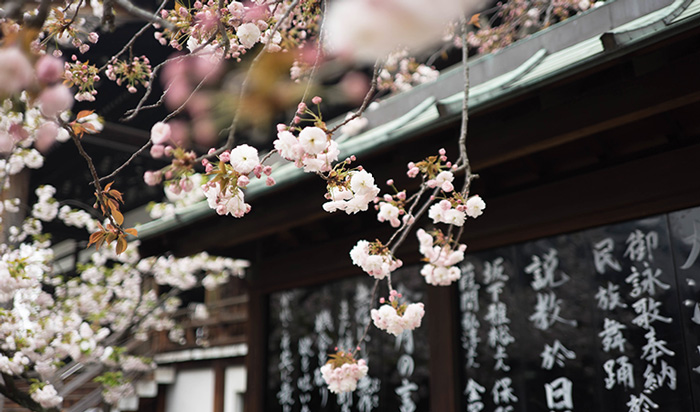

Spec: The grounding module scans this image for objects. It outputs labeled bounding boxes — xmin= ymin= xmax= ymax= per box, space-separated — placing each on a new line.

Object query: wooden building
xmin=139 ymin=0 xmax=700 ymax=410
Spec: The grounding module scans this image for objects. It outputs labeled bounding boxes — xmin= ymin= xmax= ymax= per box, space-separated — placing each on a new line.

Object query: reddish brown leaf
xmin=112 ymin=209 xmax=124 ymax=226
xmin=76 ymin=110 xmax=94 ymax=120
xmin=115 ymin=235 xmax=127 ymax=255
xmin=469 ymin=13 xmax=481 ymax=28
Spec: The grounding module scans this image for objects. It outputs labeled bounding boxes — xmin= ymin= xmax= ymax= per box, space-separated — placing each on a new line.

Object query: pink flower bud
xmin=266 ymin=176 xmax=276 ymax=186
xmin=253 ymin=164 xmax=263 ymax=178
xmin=205 ymin=163 xmax=214 ymax=173
xmin=164 ymin=146 xmax=174 ymax=156
xmin=150 ymin=144 xmax=165 ymax=158
xmin=293 ymin=115 xmax=301 ymax=124
xmin=438 ymin=148 xmax=446 ymax=155
xmin=312 ymin=96 xmax=322 ymax=104
xmin=220 ymin=151 xmax=231 ymax=162
xmin=297 ymin=102 xmax=307 ymax=114
xmin=237 ymin=175 xmax=250 ymax=187
xmin=386 ymin=179 xmax=394 ymax=186
xmin=276 ymin=123 xmax=287 ymax=132
xmin=397 ymin=191 xmax=406 ymax=200
xmin=143 ymin=171 xmax=162 ymax=186
xmin=263 ymin=165 xmax=272 ymax=176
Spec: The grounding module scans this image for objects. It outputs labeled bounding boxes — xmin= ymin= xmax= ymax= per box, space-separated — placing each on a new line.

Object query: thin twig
xmin=163 ymin=73 xmax=211 ymax=122
xmin=122 ymin=38 xmax=218 ymax=121
xmin=296 ymin=0 xmax=328 ymax=107
xmin=113 ymin=0 xmax=175 ymax=30
xmin=99 ymin=0 xmax=169 ymax=72
xmin=351 ymin=278 xmax=380 ymax=358
xmin=218 ymin=0 xmax=302 ymax=154
xmin=327 ymin=60 xmax=382 ymax=135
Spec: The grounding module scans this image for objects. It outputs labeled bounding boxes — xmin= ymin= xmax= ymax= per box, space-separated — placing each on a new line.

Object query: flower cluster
xmin=40 ymin=7 xmax=100 ymax=55
xmin=105 ymin=56 xmax=152 ymax=94
xmin=375 ymin=180 xmax=409 ymax=228
xmin=31 ymin=185 xmax=59 ymax=222
xmin=378 ymin=50 xmax=440 ymax=93
xmin=416 ymin=228 xmax=466 ymax=285
xmin=155 ymin=0 xmax=287 ymax=59
xmin=428 ymin=194 xmax=485 ymax=227
xmin=320 ymin=351 xmax=369 ymax=394
xmin=323 ymin=168 xmax=381 ymax=214
xmin=0 ymin=52 xmax=74 ymax=157
xmin=274 ymin=125 xmax=340 ymax=173
xmin=371 ymin=290 xmax=425 ymax=336
xmin=30 ymin=382 xmax=63 ymax=409
xmin=63 ymin=55 xmax=100 ymax=101
xmin=350 ymin=239 xmax=402 ymax=279
xmin=465 ymin=0 xmax=598 ymax=54
xmin=200 ymin=144 xmax=273 ymax=218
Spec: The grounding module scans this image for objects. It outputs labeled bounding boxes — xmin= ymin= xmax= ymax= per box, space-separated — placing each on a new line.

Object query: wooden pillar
xmin=427 ymin=285 xmax=460 ymax=412
xmin=214 ymin=362 xmax=225 ymax=412
xmin=245 ymin=287 xmax=267 ymax=412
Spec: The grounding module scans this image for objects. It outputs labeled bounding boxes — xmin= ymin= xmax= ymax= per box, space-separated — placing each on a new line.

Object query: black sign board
xmin=458 ymin=210 xmax=698 ymax=412
xmin=266 ymin=266 xmax=429 ymax=412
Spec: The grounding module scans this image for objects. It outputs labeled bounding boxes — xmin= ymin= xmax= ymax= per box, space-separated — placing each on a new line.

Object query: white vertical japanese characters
xmin=459 ymin=262 xmax=481 ymax=369
xmin=593 ymin=236 xmax=634 ymax=393
xmin=277 ymin=292 xmax=296 ymax=412
xmin=395 ymin=329 xmax=418 ymax=412
xmin=297 ymin=336 xmax=314 ymax=412
xmin=623 ymin=229 xmax=676 ymax=412
xmin=354 ymin=284 xmax=380 ymax=412
xmin=526 ymin=248 xmax=577 ymax=412
xmin=482 ymin=257 xmax=518 ymax=411
xmin=314 ymin=309 xmax=334 ymax=407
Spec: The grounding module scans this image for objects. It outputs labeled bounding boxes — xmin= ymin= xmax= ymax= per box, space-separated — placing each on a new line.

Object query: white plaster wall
xmin=165 ymin=369 xmax=215 ymax=412
xmin=224 ymin=366 xmax=247 ymax=412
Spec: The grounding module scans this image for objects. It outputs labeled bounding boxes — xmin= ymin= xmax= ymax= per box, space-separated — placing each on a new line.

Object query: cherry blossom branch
xmin=389 ymin=186 xmax=441 ymax=255
xmin=456 ymin=17 xmax=471 ymax=174
xmin=327 ymin=61 xmax=382 ymax=135
xmin=163 ymin=73 xmax=211 ymax=123
xmin=0 ymin=373 xmax=60 ymax=412
xmin=24 ymin=0 xmax=52 ymax=29
xmin=98 ymin=141 xmax=152 ymax=184
xmin=98 ymin=0 xmax=170 ymax=72
xmin=351 ymin=278 xmax=381 ymax=358
xmin=217 ymin=0 xmax=302 ymax=155
xmin=67 ymin=128 xmax=122 ymax=230
xmin=297 ymin=0 xmax=328 ymax=107
xmin=113 ymin=0 xmax=175 ymax=30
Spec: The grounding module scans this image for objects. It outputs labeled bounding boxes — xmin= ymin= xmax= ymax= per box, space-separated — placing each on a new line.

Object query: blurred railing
xmin=152 ymin=294 xmax=249 ymax=352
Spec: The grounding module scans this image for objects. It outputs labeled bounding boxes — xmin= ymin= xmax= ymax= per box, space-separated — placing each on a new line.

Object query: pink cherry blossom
xmin=37 ymin=84 xmax=74 ymax=118
xmin=35 ymin=55 xmax=65 ymax=84
xmin=320 ymin=358 xmax=368 ymax=394
xmin=0 ymin=47 xmax=34 ymax=95
xmin=150 ymin=122 xmax=172 ymax=145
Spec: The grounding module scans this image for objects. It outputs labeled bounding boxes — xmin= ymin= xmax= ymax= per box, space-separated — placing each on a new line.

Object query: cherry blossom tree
xmin=0 ymin=0 xmax=597 ymax=409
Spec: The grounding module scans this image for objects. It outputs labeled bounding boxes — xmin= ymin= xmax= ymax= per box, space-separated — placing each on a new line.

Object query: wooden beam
xmin=469 ymin=47 xmax=700 ymax=170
